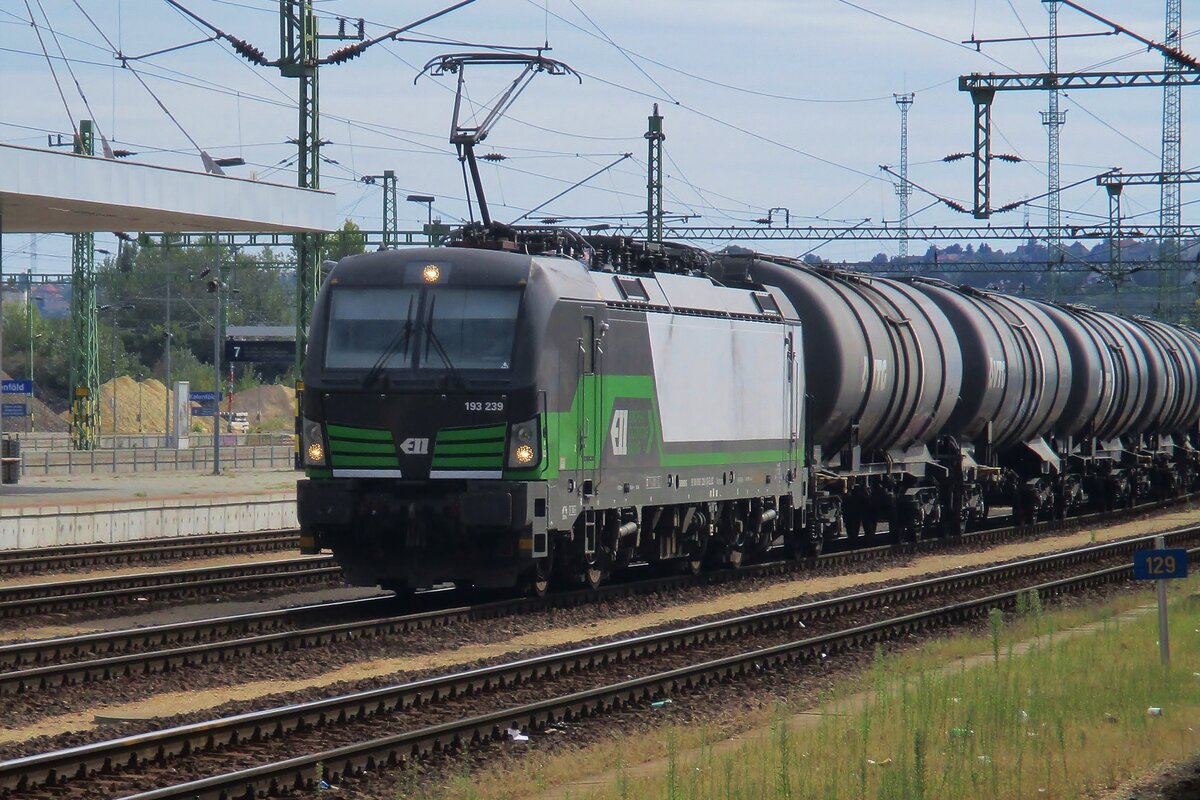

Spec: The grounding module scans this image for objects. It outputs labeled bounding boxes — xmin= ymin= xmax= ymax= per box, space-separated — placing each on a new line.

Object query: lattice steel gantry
xmin=69 ymin=120 xmax=99 ymax=450
xmin=1159 ymin=0 xmax=1184 ymax=317
xmin=645 ymin=104 xmax=665 ymax=244
xmin=1041 ymin=0 xmax=1068 ymax=301
xmin=894 ymin=93 xmax=914 ymax=265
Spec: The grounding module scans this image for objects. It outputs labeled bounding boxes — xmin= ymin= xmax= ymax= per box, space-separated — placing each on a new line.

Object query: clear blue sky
xmin=0 ymin=1 xmax=1191 ymax=271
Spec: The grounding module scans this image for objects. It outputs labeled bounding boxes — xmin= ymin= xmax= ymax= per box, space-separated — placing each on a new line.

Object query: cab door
xmin=785 ymin=329 xmax=800 ymax=478
xmin=578 ymin=311 xmax=601 ymax=498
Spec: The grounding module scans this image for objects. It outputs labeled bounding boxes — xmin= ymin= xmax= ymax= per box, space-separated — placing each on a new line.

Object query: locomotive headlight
xmin=422 ymin=263 xmax=441 ymax=283
xmin=507 ymin=417 xmax=541 ymax=469
xmin=302 ymin=418 xmax=328 ymax=467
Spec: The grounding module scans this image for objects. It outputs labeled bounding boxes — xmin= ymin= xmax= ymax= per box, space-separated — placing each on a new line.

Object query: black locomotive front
xmin=297 ymin=248 xmax=546 ymax=592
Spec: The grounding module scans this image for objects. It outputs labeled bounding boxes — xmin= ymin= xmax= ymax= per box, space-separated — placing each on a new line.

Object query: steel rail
xmin=0 ymin=557 xmax=340 ymax=619
xmin=0 ymin=531 xmax=300 ymax=577
xmin=0 ymin=595 xmax=393 ymax=671
xmin=122 ymin=546 xmax=1179 ymax=800
xmin=4 ymin=527 xmax=1194 ymax=797
xmin=0 ymin=494 xmax=1191 ymax=692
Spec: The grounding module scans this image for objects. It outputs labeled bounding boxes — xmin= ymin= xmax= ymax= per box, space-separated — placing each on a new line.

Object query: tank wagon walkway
xmin=0 ymin=469 xmax=297 ymax=550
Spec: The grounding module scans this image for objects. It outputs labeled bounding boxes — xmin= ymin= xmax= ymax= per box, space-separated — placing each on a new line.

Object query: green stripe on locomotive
xmin=327 ymin=423 xmax=400 ymax=469
xmin=432 ymin=424 xmax=506 ymax=471
xmin=502 ymin=373 xmax=799 ymax=481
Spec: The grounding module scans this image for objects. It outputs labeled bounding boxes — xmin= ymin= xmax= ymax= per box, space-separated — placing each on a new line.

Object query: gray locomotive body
xmin=298 ymin=246 xmax=805 ymax=593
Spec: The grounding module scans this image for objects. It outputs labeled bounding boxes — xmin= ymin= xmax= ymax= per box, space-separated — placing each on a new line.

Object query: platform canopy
xmin=0 ymin=144 xmax=335 ymax=234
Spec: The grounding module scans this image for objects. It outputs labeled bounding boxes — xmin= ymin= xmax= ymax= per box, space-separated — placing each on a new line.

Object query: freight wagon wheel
xmin=582 ymin=564 xmax=604 ymax=591
xmin=525 ymin=558 xmax=552 ymax=598
xmin=860 ymin=512 xmax=878 ymax=539
xmin=685 ymin=539 xmax=707 ymax=575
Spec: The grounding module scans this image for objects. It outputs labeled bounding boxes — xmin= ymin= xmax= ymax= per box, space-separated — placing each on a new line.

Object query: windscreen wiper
xmin=361 ymin=295 xmax=415 ymax=388
xmin=421 ymin=296 xmax=466 ymax=388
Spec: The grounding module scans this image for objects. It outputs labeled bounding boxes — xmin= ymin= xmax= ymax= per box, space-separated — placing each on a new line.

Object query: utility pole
xmin=1041 ymin=0 xmax=1067 ymax=301
xmin=211 ymin=266 xmax=222 ymax=475
xmin=894 ymin=93 xmax=914 ymax=266
xmin=1105 ymin=180 xmax=1124 ymax=283
xmin=362 ymin=170 xmax=398 ymax=248
xmin=645 ymin=104 xmax=665 ymax=244
xmin=1159 ymin=0 xmax=1184 ymax=319
xmin=26 ymin=269 xmax=33 ymax=434
xmin=960 ymin=0 xmax=1200 ymax=252
xmin=163 ymin=238 xmax=172 ymax=444
xmin=69 ymin=120 xmax=100 ymax=450
xmin=1095 ymin=169 xmax=1200 ymax=298
xmin=382 ymin=169 xmax=397 ymax=248
xmin=279 ymin=0 xmax=324 ymax=386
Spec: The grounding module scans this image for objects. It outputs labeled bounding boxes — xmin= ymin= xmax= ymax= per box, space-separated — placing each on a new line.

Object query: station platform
xmin=0 ymin=468 xmax=299 ymax=550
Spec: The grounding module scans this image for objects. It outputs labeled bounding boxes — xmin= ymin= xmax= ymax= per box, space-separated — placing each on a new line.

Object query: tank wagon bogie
xmin=299 ymin=232 xmax=1200 ymax=595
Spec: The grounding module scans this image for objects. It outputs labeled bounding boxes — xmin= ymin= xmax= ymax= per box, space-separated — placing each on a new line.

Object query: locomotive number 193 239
xmin=464 ymin=401 xmax=505 ymax=412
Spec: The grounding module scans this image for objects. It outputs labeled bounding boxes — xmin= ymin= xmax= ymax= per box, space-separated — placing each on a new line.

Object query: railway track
xmin=0 ymin=531 xmax=300 ymax=577
xmin=3 ymin=526 xmax=1196 ymax=799
xmin=0 ymin=496 xmax=1191 ymax=695
xmin=0 ymin=556 xmax=342 ymax=619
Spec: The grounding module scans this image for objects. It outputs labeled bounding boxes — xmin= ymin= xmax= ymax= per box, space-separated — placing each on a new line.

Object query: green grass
xmin=448 ymin=579 xmax=1200 ymax=800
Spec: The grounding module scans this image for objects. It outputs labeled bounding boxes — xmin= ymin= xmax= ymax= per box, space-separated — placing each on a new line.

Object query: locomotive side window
xmin=616 ymin=277 xmax=649 ymax=302
xmin=752 ymin=292 xmax=782 ymax=316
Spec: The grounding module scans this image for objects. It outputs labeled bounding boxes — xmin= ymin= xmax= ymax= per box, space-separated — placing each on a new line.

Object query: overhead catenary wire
xmin=510 ymin=153 xmax=633 ymax=223
xmin=36 ymin=0 xmax=115 ymax=156
xmin=5 ymin=1 xmax=1179 ymax=247
xmin=22 ymin=0 xmax=76 ymax=138
xmin=524 ymin=0 xmax=959 ymax=104
xmin=72 ymin=0 xmax=223 ymax=172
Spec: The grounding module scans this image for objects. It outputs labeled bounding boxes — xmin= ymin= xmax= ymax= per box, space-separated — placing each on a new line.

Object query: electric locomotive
xmin=298 ymin=241 xmax=806 ymax=594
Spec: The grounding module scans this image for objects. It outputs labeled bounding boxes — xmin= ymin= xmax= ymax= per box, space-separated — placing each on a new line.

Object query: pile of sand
xmin=91 ymin=378 xmax=296 ymax=435
xmin=232 ymin=384 xmax=295 ymax=431
xmin=0 ymin=373 xmax=295 ymax=436
xmin=97 ymin=376 xmax=171 ymax=435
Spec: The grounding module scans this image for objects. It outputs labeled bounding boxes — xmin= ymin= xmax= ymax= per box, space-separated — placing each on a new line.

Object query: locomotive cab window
xmin=324 ymin=285 xmax=521 ymax=371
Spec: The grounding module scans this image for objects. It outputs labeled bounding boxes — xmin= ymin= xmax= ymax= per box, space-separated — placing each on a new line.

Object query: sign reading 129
xmin=1133 ymin=548 xmax=1188 ymax=580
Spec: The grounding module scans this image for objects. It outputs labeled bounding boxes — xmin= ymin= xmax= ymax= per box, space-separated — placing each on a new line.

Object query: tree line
xmin=3 ymin=221 xmax=365 ymax=411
